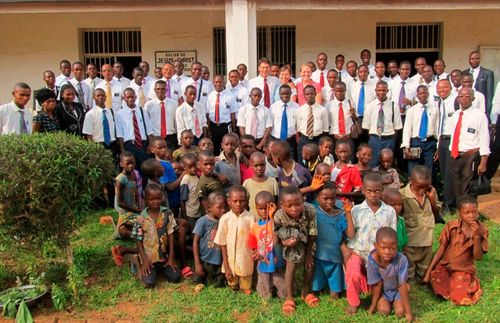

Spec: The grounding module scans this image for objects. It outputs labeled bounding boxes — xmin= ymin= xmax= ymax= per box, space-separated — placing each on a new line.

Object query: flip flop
xmin=111 ymin=246 xmax=123 ymax=267
xmin=181 ymin=266 xmax=193 ymax=278
xmin=302 ymin=293 xmax=320 ymax=307
xmin=282 ymin=299 xmax=296 ymax=316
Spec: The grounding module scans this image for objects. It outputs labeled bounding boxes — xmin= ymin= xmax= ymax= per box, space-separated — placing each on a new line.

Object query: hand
xmin=367 ymin=305 xmax=376 ymax=315
xmin=140 ymin=258 xmax=152 ymax=278
xmin=310 ymin=173 xmax=326 ymax=190
xmin=215 ymin=173 xmax=229 ymax=184
xmin=167 ymin=257 xmax=178 ymax=271
xmin=477 ymin=161 xmax=487 ymax=176
xmin=425 ymin=187 xmax=437 ymax=205
xmin=252 ymin=249 xmax=260 ymax=261
xmin=349 ymin=107 xmax=357 ymax=118
xmin=341 ymin=247 xmax=353 ymax=265
xmin=404 ymin=148 xmax=415 ymax=160
xmin=305 ymin=254 xmax=314 ymax=271
xmin=282 ymin=238 xmax=297 ymax=247
xmin=405 ymin=312 xmax=415 ymax=322
xmin=267 ymin=202 xmax=278 ymax=218
xmin=433 ymin=150 xmax=439 ymax=161
xmin=403 ymin=98 xmax=412 ymax=106
xmin=256 ymin=141 xmax=265 ymax=151
xmin=194 ymin=261 xmax=204 ymax=277
xmin=224 ymin=267 xmax=234 ymax=283
xmin=343 ymin=200 xmax=354 ymax=213
xmin=469 ymin=221 xmax=480 ymax=236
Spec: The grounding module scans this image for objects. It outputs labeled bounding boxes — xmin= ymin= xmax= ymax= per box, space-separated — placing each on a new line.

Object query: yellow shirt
xmin=242 ymin=177 xmax=279 ymax=217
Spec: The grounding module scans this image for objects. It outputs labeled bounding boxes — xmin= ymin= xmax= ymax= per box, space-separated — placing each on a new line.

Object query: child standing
xmin=243 ymin=151 xmax=279 ymax=216
xmin=330 ymin=139 xmax=363 ymax=202
xmin=373 ymin=148 xmax=401 ymax=189
xmin=173 ymin=129 xmax=200 ymax=162
xmin=196 ymin=150 xmax=225 ymax=212
xmin=198 ymin=137 xmax=215 ymax=153
xmin=424 ymin=195 xmax=488 ymax=305
xmin=180 ymin=153 xmax=201 ymax=230
xmin=214 ymin=186 xmax=255 ymax=294
xmin=367 ymin=227 xmax=413 ymax=321
xmin=344 ymin=173 xmax=397 ymax=314
xmin=192 ymin=192 xmax=227 ymax=288
xmin=318 ymin=136 xmax=335 ymax=166
xmin=133 ymin=183 xmax=181 ymax=287
xmin=264 ymin=139 xmax=279 ymax=178
xmin=239 ymin=134 xmax=257 ymax=183
xmin=247 ymin=191 xmax=286 ymax=298
xmin=274 ymin=186 xmax=319 ymax=315
xmin=355 ymin=144 xmax=374 ymax=179
xmin=312 ymin=182 xmax=347 ymax=299
xmin=400 ymin=165 xmax=441 ymax=281
xmin=215 ymin=134 xmax=241 ymax=187
xmin=382 ymin=188 xmax=409 ymax=253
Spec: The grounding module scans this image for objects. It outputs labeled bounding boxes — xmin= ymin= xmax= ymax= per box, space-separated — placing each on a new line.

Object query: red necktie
xmin=160 ymin=101 xmax=167 ymax=138
xmin=319 ymin=71 xmax=324 ymax=88
xmin=338 ymin=102 xmax=346 ymax=135
xmin=215 ymin=92 xmax=220 ymax=123
xmin=264 ymin=78 xmax=270 ymax=108
xmin=132 ymin=110 xmax=143 ymax=148
xmin=451 ymin=111 xmax=463 ymax=159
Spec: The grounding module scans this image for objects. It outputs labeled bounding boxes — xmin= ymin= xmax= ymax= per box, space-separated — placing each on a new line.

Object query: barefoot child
xmin=382 ymin=188 xmax=409 ymax=253
xmin=180 ymin=153 xmax=201 ymax=229
xmin=367 ymin=227 xmax=413 ymax=321
xmin=274 ymin=186 xmax=319 ymax=315
xmin=424 ymin=195 xmax=488 ymax=305
xmin=330 ymin=139 xmax=363 ymax=202
xmin=301 ymin=143 xmax=320 ymax=176
xmin=192 ymin=192 xmax=227 ymax=288
xmin=318 ymin=136 xmax=335 ymax=166
xmin=214 ymin=186 xmax=255 ymax=294
xmin=247 ymin=191 xmax=285 ymax=298
xmin=198 ymin=137 xmax=214 ymax=153
xmin=197 ymin=150 xmax=225 ymax=212
xmin=239 ymin=134 xmax=257 ymax=183
xmin=133 ymin=183 xmax=181 ymax=287
xmin=215 ymin=134 xmax=241 ymax=187
xmin=373 ymin=148 xmax=401 ymax=189
xmin=173 ymin=129 xmax=200 ymax=162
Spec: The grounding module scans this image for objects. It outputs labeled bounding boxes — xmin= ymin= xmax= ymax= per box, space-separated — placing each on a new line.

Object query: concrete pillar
xmin=225 ymin=0 xmax=257 ymax=79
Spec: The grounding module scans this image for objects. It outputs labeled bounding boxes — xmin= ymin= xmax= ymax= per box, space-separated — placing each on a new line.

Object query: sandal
xmin=111 ymin=246 xmax=123 ymax=267
xmin=181 ymin=266 xmax=193 ymax=278
xmin=243 ymin=289 xmax=252 ymax=295
xmin=282 ymin=299 xmax=296 ymax=316
xmin=302 ymin=293 xmax=320 ymax=307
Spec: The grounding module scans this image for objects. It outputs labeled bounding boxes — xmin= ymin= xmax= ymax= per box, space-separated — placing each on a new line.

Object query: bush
xmin=0 ymin=133 xmax=114 ymax=252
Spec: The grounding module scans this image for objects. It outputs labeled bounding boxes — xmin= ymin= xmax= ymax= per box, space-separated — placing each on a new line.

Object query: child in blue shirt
xmin=312 ymin=181 xmax=347 ymax=299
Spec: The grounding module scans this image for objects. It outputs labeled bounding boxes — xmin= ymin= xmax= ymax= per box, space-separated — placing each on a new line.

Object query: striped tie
xmin=105 ymin=82 xmax=113 ymax=108
xmin=132 ymin=110 xmax=143 ymax=148
xmin=19 ymin=109 xmax=28 ymax=134
xmin=306 ymin=105 xmax=314 ymax=137
xmin=250 ymin=107 xmax=258 ymax=138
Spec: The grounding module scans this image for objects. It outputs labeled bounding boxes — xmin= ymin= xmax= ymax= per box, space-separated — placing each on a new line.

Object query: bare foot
xmin=345 ymin=304 xmax=358 ymax=315
xmin=330 ymin=292 xmax=339 ymax=299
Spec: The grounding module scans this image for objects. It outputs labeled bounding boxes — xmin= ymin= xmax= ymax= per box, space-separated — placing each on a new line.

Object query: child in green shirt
xmin=382 ymin=188 xmax=408 ymax=252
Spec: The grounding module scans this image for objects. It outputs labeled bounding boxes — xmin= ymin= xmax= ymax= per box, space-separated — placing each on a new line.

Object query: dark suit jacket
xmin=464 ymin=67 xmax=495 ymax=116
xmin=55 ymin=101 xmax=86 ymax=137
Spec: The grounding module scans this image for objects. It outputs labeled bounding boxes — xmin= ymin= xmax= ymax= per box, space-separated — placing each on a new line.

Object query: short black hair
xmin=240 ymin=134 xmax=256 ymax=144
xmin=228 ymin=185 xmax=247 ymax=198
xmin=207 ymin=191 xmax=226 ymax=206
xmin=279 ymin=185 xmax=302 ymax=200
xmin=181 ymin=153 xmax=197 ymax=165
xmin=319 ymin=135 xmax=334 ymax=146
xmin=14 ymin=82 xmax=31 ymax=91
xmin=119 ymin=151 xmax=134 ymax=161
xmin=317 ymin=181 xmax=337 ymax=195
xmin=411 ymin=165 xmax=432 ymax=181
xmin=457 ymin=195 xmax=478 ymax=209
xmin=255 ymin=191 xmax=273 ymax=204
xmin=376 ymin=226 xmax=398 ymax=243
xmin=198 ymin=150 xmax=214 ymax=160
xmin=144 ymin=182 xmax=163 ymax=198
xmin=141 ymin=158 xmax=161 ymax=179
xmin=363 ymin=172 xmax=383 ymax=186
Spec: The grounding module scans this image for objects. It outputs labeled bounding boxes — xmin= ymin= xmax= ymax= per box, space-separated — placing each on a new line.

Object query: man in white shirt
xmin=360 ymin=49 xmax=376 ymax=79
xmin=465 ymin=50 xmax=495 ymax=118
xmin=226 ymin=69 xmax=249 ymax=113
xmin=0 ymin=82 xmax=32 ymax=135
xmin=181 ymin=62 xmax=213 ymax=106
xmin=113 ymin=61 xmax=131 ymax=88
xmin=388 ymin=61 xmax=417 ymax=116
xmin=387 ymin=60 xmax=399 ymax=80
xmin=410 ymin=57 xmax=427 ymax=84
xmin=68 ymin=62 xmax=92 ymax=111
xmin=348 ymin=65 xmax=376 ymax=121
xmin=311 ymin=53 xmax=328 ymax=89
xmin=449 ymin=69 xmax=463 ymax=96
xmin=401 ymin=85 xmax=439 ymax=175
xmin=139 ymin=61 xmax=156 ymax=96
xmin=327 ymin=82 xmax=357 ymax=141
xmin=55 ymin=59 xmax=72 ymax=87
xmin=362 ymin=81 xmax=403 ymax=167
xmin=83 ymin=63 xmax=102 ymax=96
xmin=461 ymin=73 xmax=486 ymax=112
xmin=116 ymin=88 xmax=153 ymax=168
xmin=248 ymin=57 xmax=280 ymax=108
xmin=335 ymin=54 xmax=348 ymax=82
xmin=147 ymin=63 xmax=183 ymax=104
xmin=421 ymin=65 xmax=437 ymax=100
xmin=237 ymin=88 xmax=273 ymax=150
xmin=144 ymin=80 xmax=178 ymax=150
xmin=83 ymin=88 xmax=117 ymax=151
xmin=433 ymin=59 xmax=449 ymax=82
xmin=296 ymin=85 xmax=329 ymax=155
xmin=128 ymin=67 xmax=148 ymax=108
xmin=322 ymin=69 xmax=339 ymax=106
xmin=270 ymin=84 xmax=299 ymax=159
xmin=176 ymin=85 xmax=208 ymax=145
xmin=33 ymin=70 xmax=59 ymax=112
xmin=206 ymin=75 xmax=238 ymax=154
xmin=448 ymin=87 xmax=490 ymax=207
xmin=368 ymin=61 xmax=391 ymax=86
xmin=173 ymin=59 xmax=190 ymax=84
xmin=343 ymin=60 xmax=358 ymax=88
xmin=237 ymin=63 xmax=250 ymax=89
xmin=95 ymin=64 xmax=123 ymax=112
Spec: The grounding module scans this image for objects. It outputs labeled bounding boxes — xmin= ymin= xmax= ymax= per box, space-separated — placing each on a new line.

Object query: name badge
xmin=236 ymin=98 xmax=242 ymax=103
xmin=114 ymin=93 xmax=119 ymax=97
xmin=434 ymin=96 xmax=440 ymax=102
xmin=467 ymin=128 xmax=476 ymax=134
xmin=447 ymin=112 xmax=454 ymax=117
xmin=226 ymin=104 xmax=231 ymax=109
xmin=202 ymin=92 xmax=208 ymax=97
xmin=174 ymin=90 xmax=179 ymax=95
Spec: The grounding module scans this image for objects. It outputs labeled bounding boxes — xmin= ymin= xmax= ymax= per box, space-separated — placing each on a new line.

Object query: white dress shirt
xmin=410 ymin=73 xmax=424 ymax=84
xmin=469 ymin=66 xmax=480 ymax=88
xmin=115 ymin=106 xmax=153 ymax=142
xmin=206 ymin=90 xmax=238 ymax=124
xmin=68 ymin=79 xmax=92 ymax=110
xmin=55 ymin=74 xmax=71 ymax=87
xmin=471 ymin=89 xmax=486 ymax=113
xmin=490 ymin=82 xmax=500 ymax=124
xmin=434 ymin=72 xmax=449 ymax=82
xmin=142 ymin=75 xmax=156 ymax=96
xmin=95 ymin=79 xmax=124 ymax=112
xmin=326 ymin=98 xmax=355 ymax=135
xmin=311 ymin=68 xmax=328 ymax=87
xmin=367 ymin=64 xmax=376 ymax=79
xmin=367 ymin=76 xmax=391 ymax=87
xmin=322 ymin=84 xmax=335 ymax=106
xmin=348 ymin=80 xmax=376 ymax=117
xmin=173 ymin=73 xmax=190 ymax=84
xmin=83 ymin=77 xmax=102 ymax=94
xmin=181 ymin=77 xmax=214 ymax=106
xmin=448 ymin=107 xmax=490 ymax=156
xmin=342 ymin=74 xmax=357 ymax=89
xmin=147 ymin=78 xmax=182 ymax=103
xmin=296 ymin=103 xmax=329 ymax=137
xmin=422 ymin=80 xmax=438 ymax=100
xmin=227 ymin=84 xmax=249 ymax=113
xmin=82 ymin=106 xmax=116 ymax=142
xmin=236 ymin=103 xmax=273 ymax=139
xmin=388 ymin=76 xmax=417 ymax=114
xmin=437 ymin=93 xmax=458 ymax=136
xmin=144 ymin=97 xmax=178 ymax=136
xmin=362 ymin=99 xmax=403 ymax=136
xmin=248 ymin=75 xmax=280 ymax=106
xmin=0 ymin=101 xmax=32 ymax=135
xmin=113 ymin=76 xmax=131 ymax=89
xmin=269 ymin=100 xmax=299 ymax=138
xmin=128 ymin=81 xmax=148 ymax=107
xmin=175 ymin=101 xmax=207 ymax=142
xmin=401 ymin=102 xmax=439 ymax=148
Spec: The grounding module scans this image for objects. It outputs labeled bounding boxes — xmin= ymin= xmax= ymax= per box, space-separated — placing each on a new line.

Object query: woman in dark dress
xmin=55 ymin=84 xmax=85 ymax=136
xmin=33 ymin=88 xmax=60 ymax=133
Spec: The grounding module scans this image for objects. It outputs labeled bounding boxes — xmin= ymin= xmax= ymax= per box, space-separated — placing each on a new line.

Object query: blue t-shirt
xmin=192 ymin=215 xmax=222 ymax=265
xmin=367 ymin=251 xmax=409 ymax=302
xmin=159 ymin=160 xmax=180 ymax=208
xmin=314 ymin=204 xmax=347 ymax=263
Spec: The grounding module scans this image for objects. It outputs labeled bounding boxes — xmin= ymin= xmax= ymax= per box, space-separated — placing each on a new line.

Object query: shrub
xmin=0 ymin=133 xmax=114 ymax=254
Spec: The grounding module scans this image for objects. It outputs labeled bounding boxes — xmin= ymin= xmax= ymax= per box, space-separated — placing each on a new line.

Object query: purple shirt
xmin=277 ymin=162 xmax=312 ymax=191
xmin=367 ymin=251 xmax=408 ymax=302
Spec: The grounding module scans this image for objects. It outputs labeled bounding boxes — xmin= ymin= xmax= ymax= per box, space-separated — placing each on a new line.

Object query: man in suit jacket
xmin=33 ymin=70 xmax=60 ymax=112
xmin=464 ymin=50 xmax=494 ymax=119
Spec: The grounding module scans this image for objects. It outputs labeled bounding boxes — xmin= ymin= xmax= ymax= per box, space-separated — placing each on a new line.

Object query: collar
xmin=470 ymin=66 xmax=480 ymax=71
xmin=141 ymin=205 xmax=169 ymax=218
xmin=11 ymin=101 xmax=24 ymax=111
xmin=219 ymin=151 xmax=238 ymax=164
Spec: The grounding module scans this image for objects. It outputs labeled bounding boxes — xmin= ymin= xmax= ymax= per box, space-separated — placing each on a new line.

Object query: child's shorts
xmin=228 ymin=274 xmax=252 ymax=291
xmin=312 ymin=259 xmax=345 ymax=293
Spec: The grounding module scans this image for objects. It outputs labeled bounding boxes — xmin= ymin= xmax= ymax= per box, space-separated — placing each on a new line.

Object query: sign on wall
xmin=155 ymin=50 xmax=197 ymax=70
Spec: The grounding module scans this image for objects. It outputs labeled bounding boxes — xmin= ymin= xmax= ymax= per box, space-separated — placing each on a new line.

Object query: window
xmin=213 ymin=25 xmax=296 ymax=76
xmin=81 ymin=29 xmax=142 ymax=78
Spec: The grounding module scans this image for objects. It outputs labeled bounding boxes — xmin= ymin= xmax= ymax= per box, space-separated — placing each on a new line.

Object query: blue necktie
xmin=419 ymin=105 xmax=428 ymax=140
xmin=102 ymin=109 xmax=111 ymax=145
xmin=280 ymin=103 xmax=288 ymax=141
xmin=358 ymin=83 xmax=365 ymax=116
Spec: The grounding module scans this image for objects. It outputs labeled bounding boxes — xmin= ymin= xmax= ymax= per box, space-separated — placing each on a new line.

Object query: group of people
xmin=0 ymin=48 xmax=494 ymax=318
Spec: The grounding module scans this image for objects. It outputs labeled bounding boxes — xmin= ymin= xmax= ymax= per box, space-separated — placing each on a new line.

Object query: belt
xmin=370 ymin=134 xmax=394 ymax=140
xmin=125 ymin=140 xmax=148 ymax=145
xmin=456 ymin=148 xmax=480 ymax=159
xmin=440 ymin=135 xmax=451 ymax=140
xmin=209 ymin=120 xmax=230 ymax=127
xmin=299 ymin=133 xmax=320 ymax=140
xmin=411 ymin=136 xmax=436 ymax=142
xmin=272 ymin=135 xmax=296 ymax=141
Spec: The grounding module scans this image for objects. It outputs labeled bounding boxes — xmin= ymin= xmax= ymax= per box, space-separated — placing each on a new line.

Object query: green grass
xmin=1 ymin=211 xmax=499 ymax=322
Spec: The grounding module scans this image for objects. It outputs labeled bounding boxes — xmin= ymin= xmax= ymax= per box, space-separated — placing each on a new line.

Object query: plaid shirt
xmin=33 ymin=112 xmax=60 ymax=133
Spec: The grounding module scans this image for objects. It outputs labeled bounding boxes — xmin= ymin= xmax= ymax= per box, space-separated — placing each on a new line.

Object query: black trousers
xmin=438 ymin=137 xmax=453 ymax=207
xmin=486 ymin=122 xmax=500 ymax=179
xmin=209 ymin=121 xmax=230 ymax=155
xmin=448 ymin=151 xmax=480 ymax=208
xmin=165 ymin=134 xmax=178 ymax=151
xmin=271 ymin=135 xmax=298 ymax=161
xmin=124 ymin=140 xmax=150 ymax=170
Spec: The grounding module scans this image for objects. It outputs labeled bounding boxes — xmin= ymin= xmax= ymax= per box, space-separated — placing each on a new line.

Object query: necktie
xmin=329 ymin=89 xmax=334 ymax=101
xmin=338 ymin=102 xmax=346 ymax=135
xmin=193 ymin=108 xmax=202 ymax=137
xmin=105 ymin=82 xmax=113 ymax=108
xmin=419 ymin=105 xmax=428 ymax=140
xmin=358 ymin=82 xmax=365 ymax=116
xmin=102 ymin=110 xmax=111 ymax=146
xmin=160 ymin=101 xmax=167 ymax=138
xmin=280 ymin=103 xmax=288 ymax=140
xmin=319 ymin=71 xmax=324 ymax=88
xmin=19 ymin=109 xmax=27 ymax=134
xmin=91 ymin=79 xmax=96 ymax=94
xmin=438 ymin=99 xmax=445 ymax=136
xmin=77 ymin=82 xmax=85 ymax=107
xmin=419 ymin=76 xmax=423 ymax=84
xmin=306 ymin=105 xmax=314 ymax=137
xmin=398 ymin=81 xmax=406 ymax=109
xmin=138 ymin=87 xmax=146 ymax=107
xmin=166 ymin=80 xmax=171 ymax=99
xmin=377 ymin=102 xmax=385 ymax=134
xmin=451 ymin=111 xmax=463 ymax=159
xmin=193 ymin=81 xmax=198 ymax=96
xmin=264 ymin=78 xmax=270 ymax=108
xmin=142 ymin=77 xmax=146 ymax=85
xmin=250 ymin=107 xmax=259 ymax=138
xmin=132 ymin=110 xmax=143 ymax=148
xmin=215 ymin=92 xmax=220 ymax=123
